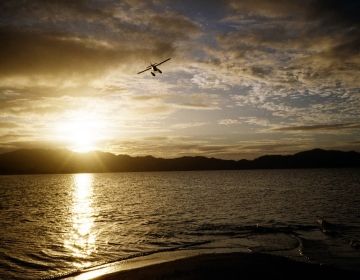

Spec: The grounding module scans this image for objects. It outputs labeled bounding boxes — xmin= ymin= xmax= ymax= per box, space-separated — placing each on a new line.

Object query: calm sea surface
xmin=0 ymin=169 xmax=359 ymax=279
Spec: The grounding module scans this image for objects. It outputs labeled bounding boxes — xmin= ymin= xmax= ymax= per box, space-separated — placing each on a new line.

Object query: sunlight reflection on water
xmin=64 ymin=174 xmax=96 ymax=267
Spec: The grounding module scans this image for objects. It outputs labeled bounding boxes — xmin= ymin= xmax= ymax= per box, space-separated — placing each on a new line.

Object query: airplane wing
xmin=137 ymin=66 xmax=151 ymax=74
xmin=154 ymin=58 xmax=171 ymax=67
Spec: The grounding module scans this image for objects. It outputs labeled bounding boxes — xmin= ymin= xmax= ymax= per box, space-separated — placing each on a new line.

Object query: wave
xmin=4 ymin=253 xmax=51 ymax=270
xmin=4 ymin=221 xmax=359 ymax=280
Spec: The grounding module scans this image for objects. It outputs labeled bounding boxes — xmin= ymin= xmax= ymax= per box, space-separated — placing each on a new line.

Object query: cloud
xmin=227 ymin=0 xmax=359 ymax=27
xmin=0 ymin=1 xmax=199 ymax=81
xmin=216 ymin=0 xmax=360 ymax=92
xmin=0 ymin=27 xmax=174 ymax=80
xmin=171 ymin=122 xmax=207 ymax=129
xmin=191 ymin=72 xmax=232 ymax=90
xmin=218 ymin=119 xmax=241 ymax=126
xmin=150 ymin=12 xmax=201 ymax=39
xmin=0 ymin=0 xmax=110 ymax=21
xmin=172 ymin=93 xmax=221 ymax=110
xmin=0 ymin=139 xmax=60 ymax=153
xmin=274 ymin=123 xmax=360 ymax=131
xmin=0 ymin=122 xmax=18 ymax=129
xmin=108 ymin=136 xmax=313 ymax=159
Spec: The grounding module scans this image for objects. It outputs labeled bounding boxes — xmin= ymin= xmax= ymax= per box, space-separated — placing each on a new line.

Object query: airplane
xmin=137 ymin=58 xmax=171 ymax=76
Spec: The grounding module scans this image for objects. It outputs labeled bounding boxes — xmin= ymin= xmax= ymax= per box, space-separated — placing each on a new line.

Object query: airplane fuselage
xmin=151 ymin=65 xmax=162 ymax=75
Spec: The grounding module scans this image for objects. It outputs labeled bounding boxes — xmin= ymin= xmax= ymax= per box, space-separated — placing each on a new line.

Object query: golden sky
xmin=0 ymin=0 xmax=359 ymax=159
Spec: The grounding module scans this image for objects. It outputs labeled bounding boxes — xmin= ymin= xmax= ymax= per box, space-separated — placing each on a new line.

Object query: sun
xmin=68 ymin=121 xmax=96 ymax=152
xmin=55 ymin=117 xmax=104 ymax=153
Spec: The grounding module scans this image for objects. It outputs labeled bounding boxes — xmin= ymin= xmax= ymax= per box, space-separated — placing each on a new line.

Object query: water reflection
xmin=64 ymin=174 xmax=96 ymax=265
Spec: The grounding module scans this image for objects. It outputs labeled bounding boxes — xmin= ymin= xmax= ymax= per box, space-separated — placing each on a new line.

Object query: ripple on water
xmin=0 ymin=169 xmax=359 ymax=279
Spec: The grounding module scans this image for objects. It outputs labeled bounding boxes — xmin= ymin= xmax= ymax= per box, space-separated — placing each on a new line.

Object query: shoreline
xmin=63 ymin=250 xmax=358 ymax=280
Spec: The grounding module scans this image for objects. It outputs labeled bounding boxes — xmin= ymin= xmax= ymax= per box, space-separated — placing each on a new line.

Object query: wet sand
xmin=88 ymin=252 xmax=357 ymax=280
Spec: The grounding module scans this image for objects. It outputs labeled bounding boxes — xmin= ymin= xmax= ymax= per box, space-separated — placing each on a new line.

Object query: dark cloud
xmin=227 ymin=0 xmax=308 ymax=18
xmin=151 ymin=12 xmax=200 ymax=38
xmin=0 ymin=122 xmax=18 ymax=129
xmin=240 ymin=143 xmax=300 ymax=151
xmin=0 ymin=139 xmax=58 ymax=153
xmin=228 ymin=0 xmax=360 ymax=25
xmin=274 ymin=123 xmax=360 ymax=131
xmin=251 ymin=66 xmax=273 ymax=78
xmin=309 ymin=0 xmax=360 ymax=26
xmin=223 ymin=0 xmax=360 ymax=70
xmin=173 ymin=93 xmax=220 ymax=110
xmin=0 ymin=27 xmax=175 ymax=78
xmin=0 ymin=0 xmax=114 ymax=24
xmin=111 ymin=136 xmax=310 ymax=159
xmin=0 ymin=28 xmax=117 ymax=77
xmin=0 ymin=1 xmax=199 ymax=79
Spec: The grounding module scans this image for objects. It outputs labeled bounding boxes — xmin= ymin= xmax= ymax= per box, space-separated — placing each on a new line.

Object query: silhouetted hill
xmin=0 ymin=148 xmax=359 ymax=174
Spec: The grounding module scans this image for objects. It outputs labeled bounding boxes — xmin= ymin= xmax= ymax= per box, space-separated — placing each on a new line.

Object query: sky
xmin=0 ymin=0 xmax=359 ymax=159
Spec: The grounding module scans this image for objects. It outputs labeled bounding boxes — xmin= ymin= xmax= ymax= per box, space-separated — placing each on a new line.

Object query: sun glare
xmin=55 ymin=115 xmax=105 ymax=152
xmin=69 ymin=121 xmax=96 ymax=152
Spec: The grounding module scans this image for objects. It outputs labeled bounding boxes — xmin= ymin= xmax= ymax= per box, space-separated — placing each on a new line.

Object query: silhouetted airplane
xmin=137 ymin=58 xmax=171 ymax=76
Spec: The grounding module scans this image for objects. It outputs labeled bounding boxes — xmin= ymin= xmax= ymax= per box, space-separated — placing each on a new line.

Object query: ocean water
xmin=0 ymin=169 xmax=359 ymax=279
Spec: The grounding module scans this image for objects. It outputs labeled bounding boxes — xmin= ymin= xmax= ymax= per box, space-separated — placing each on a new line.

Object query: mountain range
xmin=0 ymin=148 xmax=359 ymax=174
